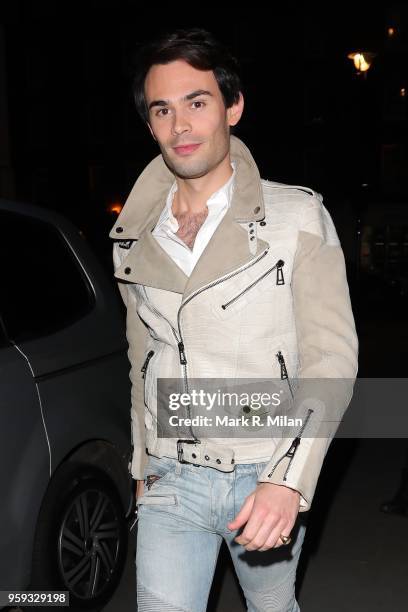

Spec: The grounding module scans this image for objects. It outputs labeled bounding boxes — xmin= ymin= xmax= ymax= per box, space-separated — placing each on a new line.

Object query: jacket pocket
xmin=220 ymin=259 xmax=285 ymax=311
xmin=275 ymin=349 xmax=294 ymax=401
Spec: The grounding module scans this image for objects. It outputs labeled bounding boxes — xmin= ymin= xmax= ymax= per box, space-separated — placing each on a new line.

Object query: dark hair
xmin=132 ymin=28 xmax=242 ymax=123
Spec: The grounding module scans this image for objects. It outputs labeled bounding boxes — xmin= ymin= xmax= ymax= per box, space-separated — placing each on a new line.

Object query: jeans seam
xmin=137 ymin=578 xmax=194 ymax=612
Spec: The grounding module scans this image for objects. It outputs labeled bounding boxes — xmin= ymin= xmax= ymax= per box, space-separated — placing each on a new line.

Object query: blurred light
xmin=347 ymin=51 xmax=376 ymax=73
xmin=387 ymin=27 xmax=396 ymax=37
xmin=400 ymin=88 xmax=406 ymax=97
xmin=107 ymin=202 xmax=123 ymax=215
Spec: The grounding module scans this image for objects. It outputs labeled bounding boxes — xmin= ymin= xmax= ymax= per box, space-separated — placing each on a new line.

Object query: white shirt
xmin=152 ymin=163 xmax=236 ymax=276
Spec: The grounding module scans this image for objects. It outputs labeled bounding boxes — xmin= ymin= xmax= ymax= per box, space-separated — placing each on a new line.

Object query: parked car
xmin=0 ymin=199 xmax=133 ymax=611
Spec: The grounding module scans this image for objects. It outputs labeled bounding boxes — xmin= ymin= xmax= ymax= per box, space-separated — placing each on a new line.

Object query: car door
xmin=0 ymin=320 xmax=50 ymax=590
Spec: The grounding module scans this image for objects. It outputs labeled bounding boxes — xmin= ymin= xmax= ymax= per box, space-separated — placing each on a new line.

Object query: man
xmin=110 ymin=28 xmax=358 ymax=612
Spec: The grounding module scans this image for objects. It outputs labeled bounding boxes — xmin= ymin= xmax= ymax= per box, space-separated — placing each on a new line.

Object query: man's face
xmin=144 ymin=60 xmax=243 ymax=179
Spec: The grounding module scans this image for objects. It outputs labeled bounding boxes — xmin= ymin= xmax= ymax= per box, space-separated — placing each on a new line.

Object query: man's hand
xmin=135 ymin=479 xmax=144 ymax=500
xmin=227 ymin=483 xmax=300 ymax=551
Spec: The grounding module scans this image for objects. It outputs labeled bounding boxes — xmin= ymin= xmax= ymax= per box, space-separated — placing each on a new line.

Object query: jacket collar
xmin=111 ymin=136 xmax=269 ymax=298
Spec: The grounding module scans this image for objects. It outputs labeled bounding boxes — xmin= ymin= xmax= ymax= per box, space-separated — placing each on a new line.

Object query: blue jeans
xmin=134 ymin=454 xmax=307 ymax=612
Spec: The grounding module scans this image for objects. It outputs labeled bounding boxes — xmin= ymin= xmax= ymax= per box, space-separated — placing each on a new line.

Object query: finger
xmin=227 ymin=494 xmax=255 ymax=531
xmin=234 ymin=506 xmax=277 ymax=546
xmin=242 ymin=516 xmax=279 ymax=551
xmin=258 ymin=519 xmax=288 ymax=551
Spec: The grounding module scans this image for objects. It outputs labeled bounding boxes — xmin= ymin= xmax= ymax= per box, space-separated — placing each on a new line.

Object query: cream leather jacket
xmin=110 ymin=136 xmax=358 ymax=511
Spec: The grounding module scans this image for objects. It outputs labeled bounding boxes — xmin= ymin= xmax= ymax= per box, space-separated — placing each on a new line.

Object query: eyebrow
xmin=148 ymin=89 xmax=213 ymax=111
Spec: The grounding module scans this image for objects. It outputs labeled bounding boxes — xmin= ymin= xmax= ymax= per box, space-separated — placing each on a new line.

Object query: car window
xmin=0 ymin=210 xmax=94 ymax=342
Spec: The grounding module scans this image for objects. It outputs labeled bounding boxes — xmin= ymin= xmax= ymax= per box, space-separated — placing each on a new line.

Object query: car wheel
xmin=29 ymin=462 xmax=128 ymax=611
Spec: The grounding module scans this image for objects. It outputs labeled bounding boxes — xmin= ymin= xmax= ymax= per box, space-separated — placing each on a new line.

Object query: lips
xmin=173 ymin=143 xmax=201 ymax=156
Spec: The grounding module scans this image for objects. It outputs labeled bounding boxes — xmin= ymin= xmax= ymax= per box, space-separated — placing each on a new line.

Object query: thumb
xmin=227 ymin=494 xmax=255 ymax=531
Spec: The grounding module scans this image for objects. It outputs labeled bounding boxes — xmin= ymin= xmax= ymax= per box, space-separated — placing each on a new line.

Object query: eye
xmin=191 ymin=100 xmax=205 ymax=109
xmin=156 ymin=108 xmax=170 ymax=117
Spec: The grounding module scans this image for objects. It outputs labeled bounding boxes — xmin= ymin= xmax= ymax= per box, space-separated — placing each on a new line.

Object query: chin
xmin=170 ymin=159 xmax=210 ymax=180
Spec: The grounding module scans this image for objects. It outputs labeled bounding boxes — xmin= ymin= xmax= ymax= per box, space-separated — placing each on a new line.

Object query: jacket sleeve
xmin=113 ymin=244 xmax=149 ymax=480
xmin=257 ymin=194 xmax=359 ymax=511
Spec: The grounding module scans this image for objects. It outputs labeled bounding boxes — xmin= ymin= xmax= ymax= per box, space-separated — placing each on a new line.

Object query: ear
xmin=227 ymin=92 xmax=244 ymax=127
xmin=147 ymin=122 xmax=157 ymax=141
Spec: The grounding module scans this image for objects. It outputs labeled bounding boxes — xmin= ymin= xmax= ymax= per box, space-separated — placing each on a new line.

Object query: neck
xmin=172 ymin=155 xmax=233 ymax=216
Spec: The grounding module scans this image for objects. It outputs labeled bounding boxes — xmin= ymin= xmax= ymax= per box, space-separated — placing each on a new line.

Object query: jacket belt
xmin=149 ymin=438 xmax=236 ymax=472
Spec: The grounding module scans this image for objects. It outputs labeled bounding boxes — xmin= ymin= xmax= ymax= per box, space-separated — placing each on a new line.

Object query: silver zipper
xmin=175 ymin=248 xmax=271 ymax=439
xmin=276 ymin=350 xmax=294 ymax=400
xmin=141 ymin=350 xmax=155 ymax=378
xmin=221 ymin=259 xmax=285 ymax=310
xmin=141 ymin=287 xmax=196 ymax=439
xmin=141 ymin=349 xmax=155 ymax=410
xmin=267 ymin=408 xmax=314 ymax=479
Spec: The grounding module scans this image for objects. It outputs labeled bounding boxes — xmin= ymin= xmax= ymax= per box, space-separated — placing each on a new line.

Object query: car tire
xmin=29 ymin=461 xmax=128 ymax=611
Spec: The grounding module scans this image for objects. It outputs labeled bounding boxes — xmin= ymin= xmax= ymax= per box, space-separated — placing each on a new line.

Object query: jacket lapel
xmin=114 ymin=221 xmax=188 ymax=294
xmin=182 ymin=207 xmax=268 ymax=299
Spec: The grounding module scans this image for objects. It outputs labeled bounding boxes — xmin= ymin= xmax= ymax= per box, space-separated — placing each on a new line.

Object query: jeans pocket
xmin=137 ymin=493 xmax=178 ymax=507
xmin=142 ymin=455 xmax=179 ymax=492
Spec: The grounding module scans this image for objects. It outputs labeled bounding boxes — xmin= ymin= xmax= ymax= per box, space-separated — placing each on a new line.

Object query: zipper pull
xmin=276 ymin=351 xmax=288 ymax=379
xmin=178 ymin=341 xmax=187 ymax=365
xmin=285 ymin=437 xmax=300 ymax=458
xmin=141 ymin=350 xmax=155 ymax=377
xmin=276 ymin=260 xmax=285 ymax=285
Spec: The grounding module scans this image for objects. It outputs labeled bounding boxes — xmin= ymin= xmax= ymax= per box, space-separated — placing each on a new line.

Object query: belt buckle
xmin=176 ymin=439 xmax=200 ymax=464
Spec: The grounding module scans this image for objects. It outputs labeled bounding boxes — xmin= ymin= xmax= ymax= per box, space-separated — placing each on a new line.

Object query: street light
xmin=347 ymin=51 xmax=376 ymax=77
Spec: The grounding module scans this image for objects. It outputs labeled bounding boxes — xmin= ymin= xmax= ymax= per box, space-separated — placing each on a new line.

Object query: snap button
xmin=216 ymin=458 xmax=221 ymax=464
xmin=260 ymin=221 xmax=266 ymax=226
xmin=204 ymin=455 xmax=210 ymax=461
xmin=250 ymin=229 xmax=255 ymax=234
xmin=116 ymin=226 xmax=124 ymax=233
xmin=250 ymin=236 xmax=255 ymax=241
xmin=192 ymin=453 xmax=197 ymax=459
xmin=124 ymin=267 xmax=131 ymax=274
xmin=243 ymin=405 xmax=251 ymax=413
xmin=231 ymin=458 xmax=235 ymax=464
xmin=249 ymin=222 xmax=254 ymax=227
xmin=253 ymin=206 xmax=260 ymax=213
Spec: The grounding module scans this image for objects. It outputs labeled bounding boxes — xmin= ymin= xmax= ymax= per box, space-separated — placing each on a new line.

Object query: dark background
xmin=1 ymin=4 xmax=408 ymax=608
xmin=0 ymin=0 xmax=407 ymax=375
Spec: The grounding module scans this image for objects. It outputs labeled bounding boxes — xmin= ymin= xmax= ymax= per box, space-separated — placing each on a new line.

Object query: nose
xmin=171 ymin=108 xmax=192 ymax=137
